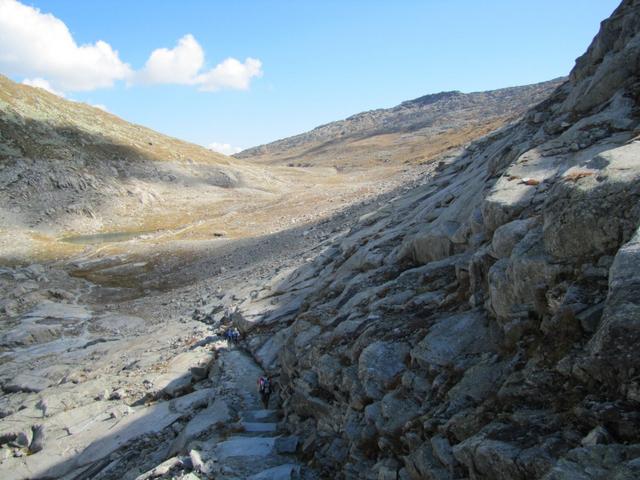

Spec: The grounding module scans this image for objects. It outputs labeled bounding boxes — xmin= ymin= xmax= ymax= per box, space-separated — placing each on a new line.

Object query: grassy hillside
xmin=0 ymin=74 xmax=229 ymax=165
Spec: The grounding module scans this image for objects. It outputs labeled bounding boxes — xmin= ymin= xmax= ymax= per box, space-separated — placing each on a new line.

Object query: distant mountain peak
xmin=399 ymin=90 xmax=463 ymax=107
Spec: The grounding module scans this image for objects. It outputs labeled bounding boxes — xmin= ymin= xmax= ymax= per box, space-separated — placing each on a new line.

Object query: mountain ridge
xmin=234 ymin=78 xmax=564 ymax=169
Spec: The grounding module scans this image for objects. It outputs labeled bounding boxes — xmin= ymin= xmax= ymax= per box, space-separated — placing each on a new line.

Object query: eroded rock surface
xmin=213 ymin=2 xmax=640 ymax=478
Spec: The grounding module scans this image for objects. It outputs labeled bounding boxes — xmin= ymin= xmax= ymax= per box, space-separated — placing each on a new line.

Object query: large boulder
xmin=482 ymin=178 xmax=537 ymax=234
xmin=543 ymin=444 xmax=640 ymax=480
xmin=580 ymin=225 xmax=640 ymax=395
xmin=409 ymin=221 xmax=461 ymax=264
xmin=377 ymin=389 xmax=421 ymax=435
xmin=543 ymin=143 xmax=640 ymax=260
xmin=403 ymin=442 xmax=450 ymax=480
xmin=491 ymin=218 xmax=537 ymax=259
xmin=411 ymin=310 xmax=500 ymax=371
xmin=358 ymin=341 xmax=410 ymax=400
xmin=488 ymin=228 xmax=566 ymax=320
xmin=147 ymin=349 xmax=215 ymax=397
xmin=453 ymin=421 xmax=557 ymax=480
xmin=562 ymin=0 xmax=640 ymax=114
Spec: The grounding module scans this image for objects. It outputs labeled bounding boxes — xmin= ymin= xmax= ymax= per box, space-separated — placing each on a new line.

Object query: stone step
xmin=241 ymin=422 xmax=278 ymax=433
xmin=247 ymin=463 xmax=301 ymax=480
xmin=240 ymin=409 xmax=280 ymax=422
xmin=213 ymin=435 xmax=299 ymax=460
xmin=214 ymin=436 xmax=276 ymax=459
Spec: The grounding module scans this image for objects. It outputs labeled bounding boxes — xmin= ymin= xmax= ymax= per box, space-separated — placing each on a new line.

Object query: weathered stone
xmin=170 ymin=398 xmax=231 ymax=454
xmin=403 ymin=443 xmax=449 ymax=480
xmin=582 ymin=226 xmax=640 ymax=391
xmin=430 ymin=435 xmax=455 ymax=470
xmin=247 ymin=464 xmax=301 ymax=480
xmin=171 ymin=388 xmax=214 ymax=413
xmin=1 ymin=324 xmax=62 ymax=347
xmin=409 ymin=220 xmax=461 ymax=264
xmin=488 ymin=228 xmax=566 ymax=320
xmin=454 ymin=434 xmax=525 ymax=480
xmin=149 ymin=349 xmax=214 ymax=397
xmin=134 ymin=456 xmax=184 ymax=480
xmin=446 ymin=357 xmax=508 ymax=409
xmin=94 ymin=313 xmax=145 ymax=334
xmin=3 ymin=374 xmax=52 ymax=393
xmin=15 ymin=429 xmax=32 ymax=448
xmin=358 ymin=341 xmax=410 ymax=400
xmin=544 ymin=143 xmax=640 ymax=260
xmin=23 ymin=301 xmax=91 ymax=322
xmin=378 ymin=390 xmax=420 ymax=435
xmin=189 ymin=449 xmax=204 ymax=473
xmin=29 ymin=425 xmax=45 ymax=454
xmin=2 ymin=5 xmax=631 ymax=479
xmin=491 ymin=218 xmax=536 ymax=259
xmin=214 ymin=437 xmax=276 ymax=459
xmin=255 ymin=326 xmax=291 ymax=370
xmin=581 ymin=426 xmax=613 ymax=446
xmin=483 ymin=178 xmax=536 ymax=234
xmin=543 ymin=444 xmax=640 ymax=480
xmin=411 ymin=310 xmax=500 ymax=371
xmin=241 ymin=421 xmax=277 ymax=433
xmin=274 ymin=435 xmax=299 ymax=454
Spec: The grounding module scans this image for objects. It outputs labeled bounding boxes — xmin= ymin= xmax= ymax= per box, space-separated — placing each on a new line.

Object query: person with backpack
xmin=223 ymin=327 xmax=239 ymax=344
xmin=257 ymin=375 xmax=272 ymax=408
xmin=231 ymin=327 xmax=241 ymax=344
xmin=223 ymin=327 xmax=232 ymax=342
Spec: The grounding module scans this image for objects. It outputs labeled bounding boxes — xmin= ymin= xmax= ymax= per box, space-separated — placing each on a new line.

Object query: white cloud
xmin=91 ymin=104 xmax=108 ymax=112
xmin=0 ymin=0 xmax=132 ymax=92
xmin=207 ymin=142 xmax=243 ymax=156
xmin=0 ymin=0 xmax=262 ymax=94
xmin=196 ymin=57 xmax=263 ymax=91
xmin=135 ymin=34 xmax=204 ymax=85
xmin=22 ymin=77 xmax=65 ymax=97
xmin=134 ymin=35 xmax=263 ymax=92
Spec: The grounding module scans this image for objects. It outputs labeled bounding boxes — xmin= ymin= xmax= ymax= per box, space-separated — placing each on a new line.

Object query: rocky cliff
xmin=234 ymin=79 xmax=562 ymax=170
xmin=222 ymin=1 xmax=640 ymax=478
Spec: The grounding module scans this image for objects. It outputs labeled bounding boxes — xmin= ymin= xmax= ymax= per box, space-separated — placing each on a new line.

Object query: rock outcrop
xmin=225 ymin=1 xmax=640 ymax=478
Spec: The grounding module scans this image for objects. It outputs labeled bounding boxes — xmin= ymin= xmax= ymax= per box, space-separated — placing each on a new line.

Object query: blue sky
xmin=0 ymin=0 xmax=621 ymax=153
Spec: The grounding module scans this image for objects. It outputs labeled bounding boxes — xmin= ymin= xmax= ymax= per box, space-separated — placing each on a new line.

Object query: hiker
xmin=231 ymin=327 xmax=241 ymax=344
xmin=257 ymin=375 xmax=272 ymax=408
xmin=224 ymin=327 xmax=239 ymax=344
xmin=224 ymin=328 xmax=232 ymax=342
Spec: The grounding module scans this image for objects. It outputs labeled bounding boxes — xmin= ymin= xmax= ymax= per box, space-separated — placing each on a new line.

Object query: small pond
xmin=61 ymin=231 xmax=154 ymax=244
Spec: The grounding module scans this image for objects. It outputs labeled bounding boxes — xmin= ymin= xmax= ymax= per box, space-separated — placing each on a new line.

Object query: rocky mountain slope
xmin=0 ymin=57 xmax=446 ymax=480
xmin=0 ymin=73 xmax=238 ymax=224
xmin=1 ymin=1 xmax=638 ymax=479
xmin=210 ymin=1 xmax=640 ymax=478
xmin=235 ymin=79 xmax=563 ymax=169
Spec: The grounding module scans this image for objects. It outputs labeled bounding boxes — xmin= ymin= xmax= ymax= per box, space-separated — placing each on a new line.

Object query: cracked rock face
xmin=228 ymin=1 xmax=640 ymax=478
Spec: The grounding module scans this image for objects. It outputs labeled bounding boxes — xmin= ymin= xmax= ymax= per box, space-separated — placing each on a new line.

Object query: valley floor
xmin=0 ymin=161 xmax=439 ymax=479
